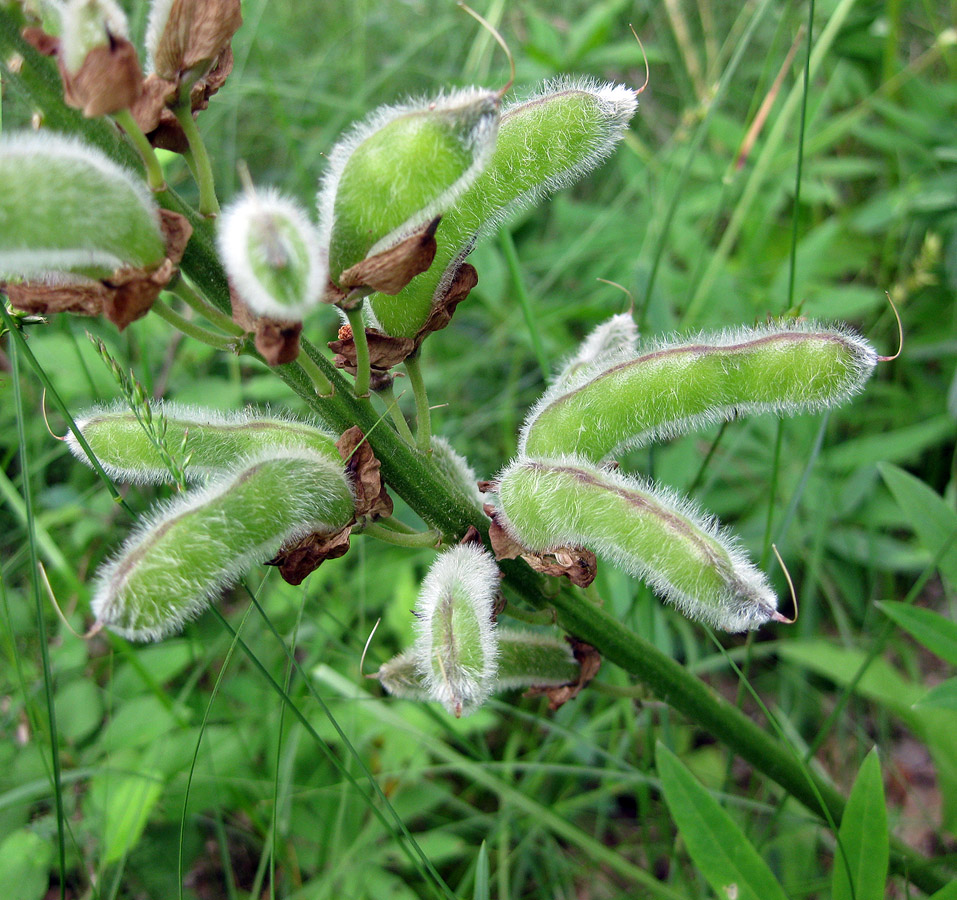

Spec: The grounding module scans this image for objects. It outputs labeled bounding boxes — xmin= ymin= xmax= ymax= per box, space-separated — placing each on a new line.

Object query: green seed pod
xmin=318 ymin=88 xmax=500 ymax=286
xmin=369 ymin=78 xmax=638 ymax=337
xmin=520 ymin=323 xmax=878 ymax=463
xmin=413 ymin=544 xmax=500 ymax=717
xmin=430 ymin=436 xmax=484 ymax=512
xmin=496 ymin=457 xmax=778 ymax=632
xmin=93 ymin=450 xmax=355 ymax=641
xmin=377 ymin=630 xmax=580 ymax=703
xmin=218 ymin=189 xmax=325 ymax=320
xmin=552 ymin=311 xmax=638 ymax=390
xmin=0 ymin=133 xmax=165 ymax=279
xmin=67 ymin=402 xmax=341 ymax=483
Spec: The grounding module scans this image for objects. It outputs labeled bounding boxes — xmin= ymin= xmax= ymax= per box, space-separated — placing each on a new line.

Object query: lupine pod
xmin=218 ymin=190 xmax=325 ymax=320
xmin=552 ymin=311 xmax=638 ymax=389
xmin=0 ymin=133 xmax=165 ymax=279
xmin=496 ymin=457 xmax=777 ymax=632
xmin=430 ymin=436 xmax=484 ymax=512
xmin=67 ymin=403 xmax=341 ymax=483
xmin=413 ymin=544 xmax=500 ymax=716
xmin=520 ymin=322 xmax=878 ymax=463
xmin=318 ymin=88 xmax=500 ymax=286
xmin=93 ymin=450 xmax=355 ymax=640
xmin=378 ymin=630 xmax=580 ymax=703
xmin=369 ymin=78 xmax=638 ymax=337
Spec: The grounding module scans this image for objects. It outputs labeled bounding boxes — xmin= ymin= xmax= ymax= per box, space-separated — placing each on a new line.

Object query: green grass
xmin=3 ymin=1 xmax=957 ymax=898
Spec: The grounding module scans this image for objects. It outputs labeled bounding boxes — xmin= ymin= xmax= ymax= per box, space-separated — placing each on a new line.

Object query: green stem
xmin=170 ymin=275 xmax=245 ymax=336
xmin=344 ymin=304 xmax=371 ymax=397
xmin=152 ymin=299 xmax=237 ymax=350
xmin=359 ymin=522 xmax=442 ymax=549
xmin=113 ymin=107 xmax=166 ymax=191
xmin=500 ymin=227 xmax=549 ymax=380
xmin=404 ymin=352 xmax=432 ymax=453
xmin=295 ymin=347 xmax=334 ymax=396
xmin=373 ymin=516 xmax=420 ymax=535
xmin=172 ymin=101 xmax=220 ymax=217
xmin=376 ymin=378 xmax=416 ymax=446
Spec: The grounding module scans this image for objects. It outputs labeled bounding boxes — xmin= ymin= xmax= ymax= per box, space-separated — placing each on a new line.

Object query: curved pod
xmin=520 ymin=323 xmax=877 ymax=462
xmin=497 ymin=457 xmax=777 ymax=632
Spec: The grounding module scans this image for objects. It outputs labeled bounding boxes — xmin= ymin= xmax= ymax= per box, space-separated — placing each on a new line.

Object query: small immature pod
xmin=93 ymin=450 xmax=355 ymax=641
xmin=0 ymin=133 xmax=165 ymax=279
xmin=552 ymin=311 xmax=638 ymax=389
xmin=370 ymin=78 xmax=638 ymax=337
xmin=377 ymin=629 xmax=580 ymax=703
xmin=318 ymin=88 xmax=500 ymax=289
xmin=413 ymin=544 xmax=500 ymax=717
xmin=67 ymin=403 xmax=341 ymax=483
xmin=145 ymin=0 xmax=242 ymax=86
xmin=520 ymin=323 xmax=878 ymax=463
xmin=496 ymin=458 xmax=778 ymax=632
xmin=217 ymin=190 xmax=325 ymax=320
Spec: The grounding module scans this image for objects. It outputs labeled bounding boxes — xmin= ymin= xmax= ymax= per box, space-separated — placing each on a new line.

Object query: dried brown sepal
xmin=525 ymin=639 xmax=601 ymax=711
xmin=459 ymin=525 xmax=484 ymax=548
xmin=413 ymin=262 xmax=478 ymax=345
xmin=254 ymin=318 xmax=302 ymax=366
xmin=485 ymin=504 xmax=597 ymax=588
xmin=21 ymin=26 xmax=59 ymax=56
xmin=266 ymin=525 xmax=352 ymax=585
xmin=61 ymin=34 xmax=142 ymax=118
xmin=336 ymin=426 xmax=393 ymax=520
xmin=477 ymin=480 xmax=495 ymax=494
xmin=338 ymin=217 xmax=440 ymax=296
xmin=151 ymin=0 xmax=242 ymax=86
xmin=328 ymin=323 xmax=416 ymax=377
xmin=2 ymin=210 xmax=192 ymax=331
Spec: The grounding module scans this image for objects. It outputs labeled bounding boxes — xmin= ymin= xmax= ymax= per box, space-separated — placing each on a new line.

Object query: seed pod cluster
xmin=497 ymin=318 xmax=878 ymax=632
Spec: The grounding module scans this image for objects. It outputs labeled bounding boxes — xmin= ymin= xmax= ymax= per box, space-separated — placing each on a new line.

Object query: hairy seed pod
xmin=520 ymin=322 xmax=878 ymax=463
xmin=552 ymin=312 xmax=639 ymax=389
xmin=378 ymin=630 xmax=579 ymax=703
xmin=413 ymin=544 xmax=500 ymax=716
xmin=218 ymin=189 xmax=325 ymax=320
xmin=430 ymin=436 xmax=484 ymax=512
xmin=369 ymin=78 xmax=638 ymax=338
xmin=0 ymin=133 xmax=165 ymax=279
xmin=93 ymin=450 xmax=355 ymax=641
xmin=67 ymin=402 xmax=341 ymax=483
xmin=317 ymin=88 xmax=500 ymax=285
xmin=496 ymin=457 xmax=777 ymax=632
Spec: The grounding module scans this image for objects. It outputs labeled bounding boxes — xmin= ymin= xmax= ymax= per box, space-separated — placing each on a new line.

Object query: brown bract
xmin=2 ymin=209 xmax=192 ymax=331
xmin=228 ymin=286 xmax=302 ymax=366
xmin=336 ymin=426 xmax=393 ymax=520
xmin=525 ymin=639 xmax=601 ymax=710
xmin=337 ymin=217 xmax=440 ymax=295
xmin=22 ymin=26 xmax=142 ymax=118
xmin=485 ymin=504 xmax=598 ymax=588
xmin=327 ymin=263 xmax=479 ymax=375
xmin=131 ymin=47 xmax=234 ymax=152
xmin=151 ymin=0 xmax=242 ymax=85
xmin=266 ymin=527 xmax=352 ymax=586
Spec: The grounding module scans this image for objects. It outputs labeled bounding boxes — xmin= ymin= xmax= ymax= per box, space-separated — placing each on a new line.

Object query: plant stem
xmin=376 ymin=380 xmax=416 ymax=446
xmin=151 ymin=299 xmax=237 ymax=351
xmin=295 ymin=347 xmax=334 ymax=396
xmin=344 ymin=304 xmax=371 ymax=397
xmin=359 ymin=522 xmax=442 ymax=549
xmin=172 ymin=101 xmax=220 ymax=217
xmin=500 ymin=227 xmax=549 ymax=380
xmin=113 ymin=108 xmax=166 ymax=191
xmin=404 ymin=352 xmax=432 ymax=453
xmin=170 ymin=275 xmax=245 ymax=336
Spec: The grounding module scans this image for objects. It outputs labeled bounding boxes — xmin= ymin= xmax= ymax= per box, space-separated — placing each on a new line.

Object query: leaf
xmin=823 ymin=416 xmax=955 ymax=471
xmin=916 ymin=678 xmax=957 ymax=712
xmin=0 ymin=829 xmax=54 ymax=900
xmin=930 ymin=880 xmax=957 ymax=900
xmin=473 ymin=841 xmax=490 ymax=900
xmin=877 ymin=602 xmax=957 ymax=666
xmin=655 ymin=743 xmax=788 ymax=900
xmin=831 ymin=750 xmax=888 ymax=900
xmin=878 ymin=463 xmax=957 ymax=587
xmin=90 ymin=767 xmax=165 ymax=864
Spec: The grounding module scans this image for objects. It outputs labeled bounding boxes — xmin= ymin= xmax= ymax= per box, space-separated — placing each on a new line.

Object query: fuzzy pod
xmin=496 ymin=457 xmax=777 ymax=632
xmin=520 ymin=322 xmax=878 ymax=463
xmin=67 ymin=402 xmax=341 ymax=484
xmin=412 ymin=544 xmax=500 ymax=716
xmin=369 ymin=78 xmax=638 ymax=337
xmin=318 ymin=87 xmax=500 ymax=285
xmin=217 ymin=190 xmax=325 ymax=320
xmin=378 ymin=630 xmax=580 ymax=704
xmin=0 ymin=133 xmax=165 ymax=280
xmin=92 ymin=450 xmax=355 ymax=641
xmin=552 ymin=312 xmax=639 ymax=390
xmin=59 ymin=0 xmax=131 ymax=73
xmin=430 ymin=436 xmax=484 ymax=512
